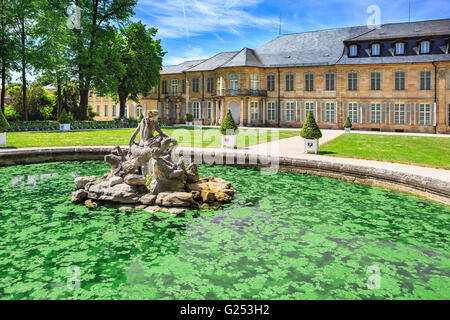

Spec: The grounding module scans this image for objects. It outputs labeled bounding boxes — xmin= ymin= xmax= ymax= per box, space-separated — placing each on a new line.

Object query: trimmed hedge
xmin=343 ymin=116 xmax=352 ymax=128
xmin=6 ymin=119 xmax=141 ymax=132
xmin=184 ymin=113 xmax=194 ymax=122
xmin=219 ymin=109 xmax=238 ymax=135
xmin=300 ymin=111 xmax=322 ymax=139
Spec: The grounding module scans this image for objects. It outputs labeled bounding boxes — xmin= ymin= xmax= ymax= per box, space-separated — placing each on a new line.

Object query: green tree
xmin=47 ymin=0 xmax=137 ymax=120
xmin=99 ymin=21 xmax=164 ymax=118
xmin=300 ymin=111 xmax=322 ymax=139
xmin=219 ymin=109 xmax=238 ymax=135
xmin=0 ymin=107 xmax=10 ymax=132
xmin=343 ymin=116 xmax=352 ymax=128
xmin=58 ymin=108 xmax=69 ymax=123
xmin=8 ymin=83 xmax=53 ymax=120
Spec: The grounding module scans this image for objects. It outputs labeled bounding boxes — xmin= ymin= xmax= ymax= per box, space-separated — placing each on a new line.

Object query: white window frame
xmin=193 ymin=102 xmax=201 ymax=119
xmin=325 ymin=102 xmax=336 ymax=123
xmin=325 ymin=72 xmax=335 ymax=91
xmin=250 ymin=74 xmax=259 ymax=90
xmin=420 ymin=71 xmax=431 ymax=90
xmin=349 ymin=45 xmax=358 ymax=57
xmin=267 ymin=102 xmax=276 ymax=121
xmin=395 ymin=42 xmax=405 ymax=55
xmin=286 ymin=102 xmax=296 ymax=121
xmin=171 ymin=79 xmax=178 ymax=96
xmin=419 ymin=103 xmax=431 ymax=125
xmin=207 ymin=102 xmax=212 ymax=119
xmin=394 ymin=104 xmax=405 ymax=124
xmin=420 ymin=41 xmax=430 ymax=54
xmin=394 ymin=71 xmax=405 ymax=90
xmin=371 ymin=103 xmax=381 ymax=124
xmin=371 ymin=43 xmax=380 ymax=56
xmin=305 ymin=102 xmax=315 ymax=119
xmin=250 ymin=101 xmax=259 ymax=120
xmin=104 ymin=104 xmax=108 ymax=117
xmin=348 ymin=103 xmax=358 ymax=124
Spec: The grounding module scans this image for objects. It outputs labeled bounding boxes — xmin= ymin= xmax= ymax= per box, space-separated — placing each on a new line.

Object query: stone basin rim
xmin=0 ymin=146 xmax=448 ymax=205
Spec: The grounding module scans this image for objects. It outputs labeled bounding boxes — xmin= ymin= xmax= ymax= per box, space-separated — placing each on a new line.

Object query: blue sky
xmin=134 ymin=0 xmax=450 ymax=66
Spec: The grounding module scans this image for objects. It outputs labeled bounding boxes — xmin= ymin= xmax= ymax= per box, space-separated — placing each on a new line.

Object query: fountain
xmin=71 ymin=110 xmax=235 ymax=213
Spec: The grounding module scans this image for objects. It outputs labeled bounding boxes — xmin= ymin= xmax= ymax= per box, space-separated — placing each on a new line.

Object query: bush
xmin=0 ymin=108 xmax=10 ymax=133
xmin=343 ymin=116 xmax=352 ymax=128
xmin=219 ymin=109 xmax=238 ymax=135
xmin=4 ymin=105 xmax=20 ymax=121
xmin=184 ymin=113 xmax=194 ymax=122
xmin=58 ymin=109 xmax=70 ymax=123
xmin=300 ymin=111 xmax=322 ymax=139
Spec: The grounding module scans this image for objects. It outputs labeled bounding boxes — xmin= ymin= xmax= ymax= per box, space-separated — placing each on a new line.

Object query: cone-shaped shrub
xmin=343 ymin=116 xmax=352 ymax=128
xmin=58 ymin=109 xmax=70 ymax=123
xmin=0 ymin=108 xmax=10 ymax=133
xmin=300 ymin=111 xmax=322 ymax=139
xmin=184 ymin=113 xmax=194 ymax=122
xmin=219 ymin=109 xmax=238 ymax=135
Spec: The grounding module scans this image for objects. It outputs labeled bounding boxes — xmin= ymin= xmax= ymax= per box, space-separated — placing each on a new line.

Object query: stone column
xmin=262 ymin=98 xmax=267 ymax=125
xmin=165 ymin=103 xmax=170 ymax=120
xmin=240 ymin=99 xmax=245 ymax=126
xmin=176 ymin=102 xmax=181 ymax=123
xmin=247 ymin=99 xmax=251 ymax=127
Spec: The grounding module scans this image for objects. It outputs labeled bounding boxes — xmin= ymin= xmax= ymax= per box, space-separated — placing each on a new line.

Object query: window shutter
xmin=334 ymin=102 xmax=337 ymax=123
xmin=358 ymin=102 xmax=363 ymax=123
xmin=202 ymin=101 xmax=207 ymax=119
xmin=295 ymin=101 xmax=298 ymax=121
xmin=314 ymin=101 xmax=318 ymax=120
xmin=389 ymin=102 xmax=394 ymax=124
xmin=157 ymin=102 xmax=162 ymax=117
xmin=299 ymin=101 xmax=305 ymax=122
xmin=280 ymin=101 xmax=285 ymax=121
xmin=432 ymin=102 xmax=436 ymax=126
xmin=365 ymin=102 xmax=370 ymax=124
xmin=414 ymin=103 xmax=419 ymax=125
xmin=446 ymin=103 xmax=450 ymax=126
xmin=275 ymin=101 xmax=278 ymax=121
xmin=406 ymin=102 xmax=411 ymax=125
xmin=181 ymin=103 xmax=186 ymax=118
xmin=259 ymin=101 xmax=263 ymax=121
xmin=343 ymin=102 xmax=347 ymax=120
xmin=381 ymin=102 xmax=387 ymax=124
xmin=188 ymin=102 xmax=192 ymax=114
xmin=320 ymin=102 xmax=325 ymax=122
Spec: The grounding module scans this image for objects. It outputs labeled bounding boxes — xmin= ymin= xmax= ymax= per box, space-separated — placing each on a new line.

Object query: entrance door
xmin=228 ymin=101 xmax=239 ymax=124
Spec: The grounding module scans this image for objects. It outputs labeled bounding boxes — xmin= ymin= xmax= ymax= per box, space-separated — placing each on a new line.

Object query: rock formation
xmin=72 ymin=110 xmax=235 ymax=213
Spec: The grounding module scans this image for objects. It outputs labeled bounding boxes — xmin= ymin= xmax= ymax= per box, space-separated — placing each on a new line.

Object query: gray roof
xmin=161 ymin=19 xmax=450 ymax=73
xmin=346 ymin=19 xmax=450 ymax=42
xmin=161 ymin=59 xmax=206 ymax=74
xmin=186 ymin=51 xmax=239 ymax=71
xmin=255 ymin=26 xmax=369 ymax=67
xmin=221 ymin=47 xmax=264 ymax=68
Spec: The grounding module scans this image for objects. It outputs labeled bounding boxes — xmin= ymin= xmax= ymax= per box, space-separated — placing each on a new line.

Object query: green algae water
xmin=0 ymin=161 xmax=449 ymax=300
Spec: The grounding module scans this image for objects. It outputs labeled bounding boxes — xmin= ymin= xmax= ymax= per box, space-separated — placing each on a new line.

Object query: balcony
xmin=214 ymin=89 xmax=267 ymax=97
xmin=162 ymin=92 xmax=183 ymax=101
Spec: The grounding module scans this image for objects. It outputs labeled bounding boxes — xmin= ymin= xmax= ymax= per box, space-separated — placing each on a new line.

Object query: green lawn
xmin=5 ymin=126 xmax=300 ymax=149
xmin=320 ymin=134 xmax=450 ymax=169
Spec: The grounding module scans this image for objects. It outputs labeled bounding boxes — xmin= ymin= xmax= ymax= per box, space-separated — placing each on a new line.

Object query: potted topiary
xmin=58 ymin=109 xmax=71 ymax=131
xmin=300 ymin=110 xmax=322 ymax=154
xmin=184 ymin=113 xmax=194 ymax=126
xmin=219 ymin=109 xmax=239 ymax=149
xmin=343 ymin=116 xmax=352 ymax=133
xmin=0 ymin=108 xmax=10 ymax=147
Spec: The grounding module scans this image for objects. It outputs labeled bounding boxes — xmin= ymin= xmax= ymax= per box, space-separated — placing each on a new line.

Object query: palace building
xmin=151 ymin=19 xmax=450 ymax=134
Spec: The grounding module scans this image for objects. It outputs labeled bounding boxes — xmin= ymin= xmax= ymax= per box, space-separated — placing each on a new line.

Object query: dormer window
xmin=420 ymin=40 xmax=431 ymax=54
xmin=349 ymin=45 xmax=358 ymax=57
xmin=394 ymin=42 xmax=405 ymax=55
xmin=371 ymin=43 xmax=381 ymax=56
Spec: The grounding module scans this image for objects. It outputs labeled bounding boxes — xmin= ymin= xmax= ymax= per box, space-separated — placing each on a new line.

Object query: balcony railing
xmin=214 ymin=89 xmax=267 ymax=97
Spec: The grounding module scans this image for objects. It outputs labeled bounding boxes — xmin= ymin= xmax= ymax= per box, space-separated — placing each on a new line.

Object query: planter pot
xmin=186 ymin=122 xmax=193 ymax=126
xmin=59 ymin=123 xmax=71 ymax=131
xmin=304 ymin=138 xmax=319 ymax=154
xmin=0 ymin=132 xmax=6 ymax=147
xmin=344 ymin=127 xmax=351 ymax=133
xmin=222 ymin=134 xmax=237 ymax=149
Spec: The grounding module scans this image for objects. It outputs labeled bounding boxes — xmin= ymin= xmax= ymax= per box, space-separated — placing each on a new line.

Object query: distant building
xmin=151 ymin=19 xmax=450 ymax=134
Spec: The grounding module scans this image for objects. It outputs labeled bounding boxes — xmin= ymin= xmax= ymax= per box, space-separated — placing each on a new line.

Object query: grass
xmin=320 ymin=134 xmax=450 ymax=169
xmin=4 ymin=126 xmax=300 ymax=149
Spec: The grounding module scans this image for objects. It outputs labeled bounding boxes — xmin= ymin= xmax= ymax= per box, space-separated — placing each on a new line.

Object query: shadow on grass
xmin=317 ymin=151 xmax=337 ymax=155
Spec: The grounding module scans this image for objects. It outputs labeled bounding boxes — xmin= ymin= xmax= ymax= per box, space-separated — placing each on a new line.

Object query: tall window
xmin=371 ymin=43 xmax=381 ymax=56
xmin=348 ymin=103 xmax=358 ymax=123
xmin=349 ymin=45 xmax=358 ymax=57
xmin=192 ymin=78 xmax=200 ymax=93
xmin=325 ymin=73 xmax=335 ymax=91
xmin=348 ymin=72 xmax=358 ymax=91
xmin=250 ymin=102 xmax=259 ymax=120
xmin=395 ymin=71 xmax=405 ymax=90
xmin=182 ymin=79 xmax=186 ymax=93
xmin=419 ymin=104 xmax=431 ymax=125
xmin=267 ymin=75 xmax=275 ymax=91
xmin=171 ymin=79 xmax=178 ymax=96
xmin=305 ymin=102 xmax=315 ymax=118
xmin=207 ymin=102 xmax=212 ymax=119
xmin=286 ymin=102 xmax=296 ymax=121
xmin=285 ymin=73 xmax=294 ymax=91
xmin=112 ymin=105 xmax=116 ymax=117
xmin=394 ymin=104 xmax=405 ymax=124
xmin=193 ymin=102 xmax=201 ymax=119
xmin=96 ymin=105 xmax=100 ymax=115
xmin=420 ymin=41 xmax=430 ymax=54
xmin=395 ymin=42 xmax=405 ymax=55
xmin=325 ymin=102 xmax=335 ymax=122
xmin=304 ymin=73 xmax=314 ymax=91
xmin=104 ymin=105 xmax=108 ymax=117
xmin=371 ymin=103 xmax=381 ymax=124
xmin=420 ymin=71 xmax=431 ymax=90
xmin=370 ymin=72 xmax=381 ymax=90
xmin=267 ymin=102 xmax=276 ymax=121
xmin=162 ymin=80 xmax=168 ymax=94
xmin=250 ymin=74 xmax=259 ymax=90
xmin=230 ymin=75 xmax=238 ymax=95
xmin=207 ymin=77 xmax=214 ymax=93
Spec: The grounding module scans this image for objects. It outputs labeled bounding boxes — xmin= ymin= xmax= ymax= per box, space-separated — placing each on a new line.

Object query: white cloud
xmin=164 ymin=46 xmax=210 ymax=65
xmin=137 ymin=0 xmax=279 ymax=39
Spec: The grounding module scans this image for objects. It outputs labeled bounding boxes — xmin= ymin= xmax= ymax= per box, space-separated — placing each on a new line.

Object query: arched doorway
xmin=228 ymin=101 xmax=239 ymax=124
